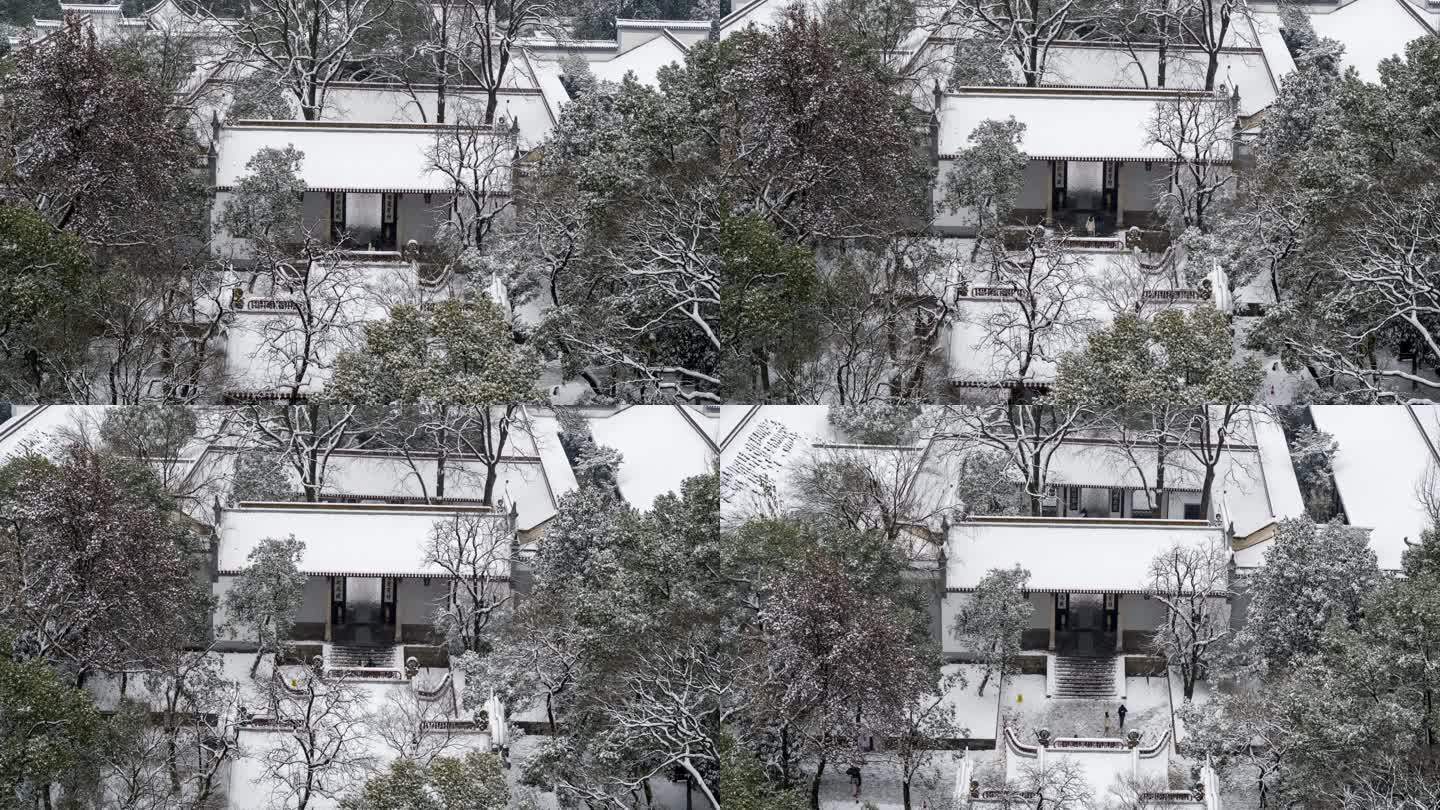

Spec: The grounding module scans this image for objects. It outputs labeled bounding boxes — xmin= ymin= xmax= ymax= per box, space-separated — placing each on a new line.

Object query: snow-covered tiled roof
xmin=0 ymin=405 xmax=92 ymax=460
xmin=1039 ymin=43 xmax=1277 ymax=117
xmin=590 ymin=33 xmax=687 ymax=85
xmin=937 ymin=88 xmax=1233 ymax=161
xmin=317 ymin=85 xmax=556 ymax=145
xmin=217 ymin=504 xmax=512 ymax=577
xmin=1303 ymin=0 xmax=1434 ymax=83
xmin=1313 ymin=404 xmax=1437 ymax=571
xmin=1241 ymin=408 xmax=1306 ymax=531
xmin=947 ymin=518 xmax=1225 ymax=593
xmin=718 ymin=405 xmax=759 ymax=451
xmin=317 ymin=454 xmax=560 ymax=532
xmin=529 ymin=413 xmax=581 ymax=509
xmin=586 ymin=405 xmax=716 ymax=509
xmin=215 ymin=121 xmax=512 ymax=193
xmin=0 ymin=405 xmax=216 ymax=483
xmin=718 ymin=0 xmax=823 ymax=34
xmin=718 ymin=405 xmax=838 ymax=511
xmin=1043 ymin=441 xmax=1212 ymax=491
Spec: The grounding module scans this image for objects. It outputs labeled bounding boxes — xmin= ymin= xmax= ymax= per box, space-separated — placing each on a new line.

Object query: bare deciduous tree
xmin=207 ymin=0 xmax=398 ymax=121
xmin=953 ymin=0 xmax=1102 ymax=86
xmin=427 ymin=111 xmax=517 ymax=256
xmin=960 ymin=231 xmax=1099 ymax=398
xmin=1147 ymin=94 xmax=1234 ymax=234
xmin=227 ymin=404 xmax=365 ymax=502
xmin=424 ymin=512 xmax=514 ymax=653
xmin=451 ymin=0 xmax=557 ymax=124
xmin=258 ymin=669 xmax=375 ymax=810
xmin=949 ymin=404 xmax=1089 ymax=516
xmin=369 ymin=684 xmax=464 ymax=764
xmin=1147 ymin=539 xmax=1230 ymax=699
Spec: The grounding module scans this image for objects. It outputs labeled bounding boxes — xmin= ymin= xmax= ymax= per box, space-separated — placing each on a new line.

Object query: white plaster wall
xmin=212 ymin=576 xmax=237 ymax=638
xmin=1018 ymin=160 xmax=1052 ymax=210
xmin=616 ymin=25 xmax=661 ymax=53
xmin=932 ymin=159 xmax=1051 ymax=231
xmin=1118 ymin=161 xmax=1167 ymax=214
xmin=346 ymin=192 xmax=385 ymax=246
xmin=941 ymin=591 xmax=1050 ymax=655
xmin=397 ymin=577 xmax=448 ymax=625
xmin=302 ymin=191 xmax=330 ymax=236
xmin=215 ymin=190 xmax=326 ymax=252
xmin=300 ymin=576 xmax=331 ymax=624
xmin=211 ymin=575 xmax=327 ymax=641
xmin=1121 ymin=594 xmax=1167 ymax=629
xmin=931 ymin=158 xmax=972 ymax=231
xmin=211 ymin=191 xmax=244 ymax=258
xmin=396 ymin=193 xmax=451 ymax=244
xmin=1166 ymin=490 xmax=1203 ymax=520
xmin=1078 ymin=487 xmax=1117 ymax=516
xmin=940 ymin=592 xmax=967 ymax=655
xmin=1026 ymin=592 xmax=1051 ymax=629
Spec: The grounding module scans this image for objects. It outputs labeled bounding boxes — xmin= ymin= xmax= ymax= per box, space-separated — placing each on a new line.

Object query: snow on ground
xmin=1232 ymin=316 xmax=1314 ymax=404
xmin=988 ymin=671 xmax=1174 ymax=742
xmin=941 ymin=664 xmax=1006 ymax=740
xmin=815 ymin=751 xmax=966 ymax=809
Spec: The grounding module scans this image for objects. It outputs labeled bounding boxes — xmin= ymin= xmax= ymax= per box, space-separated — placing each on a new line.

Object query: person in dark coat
xmin=845 ymin=764 xmax=862 ymax=798
xmin=1117 ymin=702 xmax=1129 ymax=729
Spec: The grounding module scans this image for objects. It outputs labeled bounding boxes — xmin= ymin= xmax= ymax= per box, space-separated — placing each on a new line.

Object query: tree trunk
xmin=484 ymin=88 xmax=499 ymax=125
xmin=1156 ymin=437 xmax=1168 ymax=513
xmin=809 ymin=756 xmax=827 ymax=810
xmin=437 ymin=418 xmax=449 ymax=499
xmin=1157 ymin=5 xmax=1170 ymax=87
xmin=1199 ymin=464 xmax=1216 ymax=519
xmin=780 ymin=726 xmax=791 ymax=787
xmin=679 ymin=758 xmax=720 ymax=810
xmin=483 ymin=461 xmax=498 ymax=505
xmin=436 ymin=33 xmax=449 ymax=124
xmin=1029 ymin=444 xmax=1044 ymax=516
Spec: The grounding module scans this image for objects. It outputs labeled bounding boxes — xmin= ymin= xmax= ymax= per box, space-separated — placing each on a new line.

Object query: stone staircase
xmin=323 ymin=643 xmax=400 ymax=675
xmin=1052 ymin=655 xmax=1117 ymax=699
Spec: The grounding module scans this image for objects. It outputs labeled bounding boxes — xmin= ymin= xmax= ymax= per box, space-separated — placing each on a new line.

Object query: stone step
xmin=325 ymin=643 xmax=399 ymax=671
xmin=1052 ymin=654 xmax=1117 ymax=699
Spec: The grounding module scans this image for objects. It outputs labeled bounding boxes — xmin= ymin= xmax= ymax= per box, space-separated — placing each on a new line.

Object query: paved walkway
xmin=812 ymin=752 xmax=966 ymax=810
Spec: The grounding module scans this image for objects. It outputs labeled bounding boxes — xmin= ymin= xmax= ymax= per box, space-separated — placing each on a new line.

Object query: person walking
xmin=1117 ymin=702 xmax=1129 ymax=729
xmin=1104 ymin=710 xmax=1112 ymax=735
xmin=846 ymin=764 xmax=862 ymax=799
